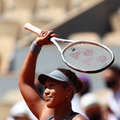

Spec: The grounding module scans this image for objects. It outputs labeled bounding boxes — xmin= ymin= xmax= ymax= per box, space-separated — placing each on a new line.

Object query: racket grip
xmin=24 ymin=23 xmax=57 ymax=43
xmin=24 ymin=23 xmax=42 ymax=35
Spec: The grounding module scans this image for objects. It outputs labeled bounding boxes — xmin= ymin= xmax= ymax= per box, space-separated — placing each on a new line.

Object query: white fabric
xmin=7 ymin=100 xmax=37 ymax=120
xmin=80 ymin=92 xmax=98 ymax=108
xmin=108 ymin=88 xmax=120 ymax=119
xmin=71 ymin=93 xmax=88 ymax=118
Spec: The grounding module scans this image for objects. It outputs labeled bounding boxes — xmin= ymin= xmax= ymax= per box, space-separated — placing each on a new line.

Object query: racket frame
xmin=60 ymin=40 xmax=115 ymax=73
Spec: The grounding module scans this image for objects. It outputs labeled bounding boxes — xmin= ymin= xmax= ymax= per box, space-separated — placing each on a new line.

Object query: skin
xmin=18 ymin=30 xmax=87 ymax=120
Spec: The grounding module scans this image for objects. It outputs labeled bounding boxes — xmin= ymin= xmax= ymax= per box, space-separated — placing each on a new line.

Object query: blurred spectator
xmin=6 ymin=100 xmax=37 ymax=120
xmin=80 ymin=92 xmax=105 ymax=120
xmin=102 ymin=65 xmax=120 ymax=119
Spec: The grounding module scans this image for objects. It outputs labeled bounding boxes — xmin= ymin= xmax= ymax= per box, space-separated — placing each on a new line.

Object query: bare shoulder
xmin=73 ymin=114 xmax=88 ymax=120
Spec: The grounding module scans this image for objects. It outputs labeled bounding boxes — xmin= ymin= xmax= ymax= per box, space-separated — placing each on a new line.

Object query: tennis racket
xmin=24 ymin=23 xmax=114 ymax=73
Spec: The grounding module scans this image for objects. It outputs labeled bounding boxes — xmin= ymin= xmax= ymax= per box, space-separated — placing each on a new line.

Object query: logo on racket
xmin=96 ymin=56 xmax=107 ymax=63
xmin=83 ymin=49 xmax=94 ymax=56
xmin=69 ymin=51 xmax=81 ymax=60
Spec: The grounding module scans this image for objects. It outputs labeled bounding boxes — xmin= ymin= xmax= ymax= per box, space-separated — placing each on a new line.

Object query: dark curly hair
xmin=57 ymin=68 xmax=84 ymax=93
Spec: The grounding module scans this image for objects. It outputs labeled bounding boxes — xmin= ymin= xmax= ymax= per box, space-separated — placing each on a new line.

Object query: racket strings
xmin=63 ymin=43 xmax=113 ymax=71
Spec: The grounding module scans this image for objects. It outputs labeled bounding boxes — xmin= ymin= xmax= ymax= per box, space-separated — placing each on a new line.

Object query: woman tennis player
xmin=18 ymin=30 xmax=88 ymax=120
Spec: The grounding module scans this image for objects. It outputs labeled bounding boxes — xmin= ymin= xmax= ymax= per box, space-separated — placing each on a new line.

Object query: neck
xmin=53 ymin=100 xmax=73 ymax=120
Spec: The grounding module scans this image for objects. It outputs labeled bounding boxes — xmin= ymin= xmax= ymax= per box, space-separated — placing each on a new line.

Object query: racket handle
xmin=24 ymin=23 xmax=57 ymax=43
xmin=24 ymin=23 xmax=42 ymax=35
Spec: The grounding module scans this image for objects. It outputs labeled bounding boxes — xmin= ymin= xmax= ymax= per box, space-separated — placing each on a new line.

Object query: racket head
xmin=61 ymin=41 xmax=114 ymax=73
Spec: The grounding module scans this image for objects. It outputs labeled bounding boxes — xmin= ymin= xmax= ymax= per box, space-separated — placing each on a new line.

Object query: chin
xmin=46 ymin=102 xmax=55 ymax=108
xmin=46 ymin=104 xmax=55 ymax=108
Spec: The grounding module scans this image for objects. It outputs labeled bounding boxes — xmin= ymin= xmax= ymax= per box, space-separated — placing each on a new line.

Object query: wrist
xmin=30 ymin=41 xmax=42 ymax=54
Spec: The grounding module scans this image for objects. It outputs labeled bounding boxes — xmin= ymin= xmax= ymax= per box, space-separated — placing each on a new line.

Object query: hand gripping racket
xmin=24 ymin=23 xmax=114 ymax=73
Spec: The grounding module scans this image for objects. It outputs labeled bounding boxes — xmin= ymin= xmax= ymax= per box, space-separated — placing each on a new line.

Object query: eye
xmin=44 ymin=83 xmax=55 ymax=90
xmin=49 ymin=83 xmax=55 ymax=88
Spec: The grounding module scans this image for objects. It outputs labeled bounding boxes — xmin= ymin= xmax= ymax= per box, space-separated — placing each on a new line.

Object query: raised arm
xmin=18 ymin=30 xmax=58 ymax=119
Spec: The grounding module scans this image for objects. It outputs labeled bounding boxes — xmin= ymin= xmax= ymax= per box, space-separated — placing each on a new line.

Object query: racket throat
xmin=50 ymin=37 xmax=62 ymax=52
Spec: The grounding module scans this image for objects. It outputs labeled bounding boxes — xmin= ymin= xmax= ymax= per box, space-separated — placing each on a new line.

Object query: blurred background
xmin=0 ymin=0 xmax=120 ymax=119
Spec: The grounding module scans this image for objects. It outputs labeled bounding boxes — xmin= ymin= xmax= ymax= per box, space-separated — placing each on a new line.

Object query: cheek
xmin=54 ymin=89 xmax=66 ymax=102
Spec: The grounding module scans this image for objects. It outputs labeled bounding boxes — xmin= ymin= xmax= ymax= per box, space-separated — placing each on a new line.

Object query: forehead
xmin=45 ymin=77 xmax=65 ymax=85
xmin=104 ymin=69 xmax=114 ymax=75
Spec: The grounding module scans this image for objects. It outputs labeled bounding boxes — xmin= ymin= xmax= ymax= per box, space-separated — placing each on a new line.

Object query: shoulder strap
xmin=66 ymin=112 xmax=79 ymax=120
xmin=45 ymin=115 xmax=54 ymax=120
xmin=45 ymin=113 xmax=78 ymax=120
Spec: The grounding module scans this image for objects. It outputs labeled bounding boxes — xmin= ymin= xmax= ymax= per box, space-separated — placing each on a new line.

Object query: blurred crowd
xmin=72 ymin=65 xmax=120 ymax=120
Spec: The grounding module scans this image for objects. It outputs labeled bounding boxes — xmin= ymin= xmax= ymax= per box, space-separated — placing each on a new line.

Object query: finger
xmin=39 ymin=30 xmax=51 ymax=37
xmin=51 ymin=33 xmax=59 ymax=38
xmin=44 ymin=30 xmax=54 ymax=41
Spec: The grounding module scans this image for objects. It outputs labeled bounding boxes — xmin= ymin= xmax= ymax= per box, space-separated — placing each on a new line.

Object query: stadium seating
xmin=109 ymin=7 xmax=120 ymax=32
xmin=0 ymin=20 xmax=20 ymax=74
xmin=69 ymin=0 xmax=87 ymax=10
xmin=34 ymin=0 xmax=69 ymax=21
xmin=102 ymin=31 xmax=120 ymax=46
xmin=2 ymin=0 xmax=36 ymax=38
xmin=67 ymin=32 xmax=101 ymax=42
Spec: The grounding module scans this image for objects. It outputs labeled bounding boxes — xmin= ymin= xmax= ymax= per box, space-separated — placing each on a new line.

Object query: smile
xmin=44 ymin=96 xmax=52 ymax=101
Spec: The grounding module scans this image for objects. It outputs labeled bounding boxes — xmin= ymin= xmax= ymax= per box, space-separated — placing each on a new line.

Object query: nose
xmin=44 ymin=88 xmax=50 ymax=96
